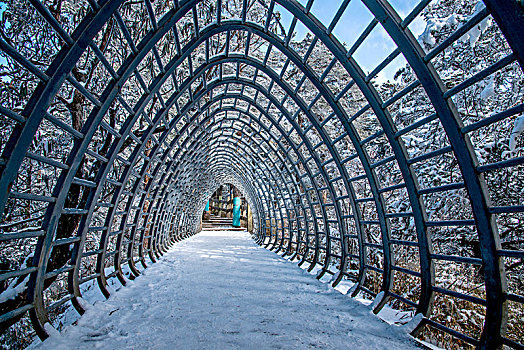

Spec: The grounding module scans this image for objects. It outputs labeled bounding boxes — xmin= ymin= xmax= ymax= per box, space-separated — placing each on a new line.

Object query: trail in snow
xmin=33 ymin=230 xmax=420 ymax=349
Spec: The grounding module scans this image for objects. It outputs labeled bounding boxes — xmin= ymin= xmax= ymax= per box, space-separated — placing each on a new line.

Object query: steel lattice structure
xmin=0 ymin=0 xmax=523 ymax=348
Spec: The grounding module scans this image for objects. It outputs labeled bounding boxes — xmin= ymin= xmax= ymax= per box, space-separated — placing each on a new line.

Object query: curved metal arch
xmin=203 ymin=134 xmax=300 ymax=248
xmin=145 ymin=119 xmax=292 ymax=253
xmin=168 ymin=107 xmax=321 ymax=253
xmin=199 ymin=110 xmax=316 ymax=253
xmin=138 ymin=98 xmax=323 ymax=262
xmin=40 ymin=19 xmax=372 ymax=302
xmin=11 ymin=17 xmax=375 ymax=338
xmin=97 ymin=69 xmax=336 ymax=278
xmin=132 ymin=108 xmax=290 ymax=245
xmin=174 ymin=119 xmax=298 ymax=248
xmin=178 ymin=93 xmax=354 ymax=271
xmin=58 ymin=60 xmax=392 ymax=328
xmin=99 ymin=88 xmax=364 ymax=320
xmin=0 ymin=0 xmax=123 ymax=214
xmin=204 ymin=117 xmax=306 ymax=253
xmin=364 ymin=3 xmax=507 ymax=345
xmin=1 ymin=0 xmax=523 ymax=348
xmin=165 ymin=60 xmax=345 ymax=274
xmin=78 ymin=10 xmax=434 ymax=321
xmin=261 ymin=2 xmax=436 ymax=313
xmin=96 ymin=18 xmax=421 ymax=306
xmin=162 ymin=84 xmax=343 ymax=272
xmin=182 ymin=72 xmax=368 ymax=283
xmin=107 ymin=91 xmax=322 ymax=282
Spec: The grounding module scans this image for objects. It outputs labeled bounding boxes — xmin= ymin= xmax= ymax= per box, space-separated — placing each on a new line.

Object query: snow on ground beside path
xmin=31 ymin=230 xmax=421 ymax=349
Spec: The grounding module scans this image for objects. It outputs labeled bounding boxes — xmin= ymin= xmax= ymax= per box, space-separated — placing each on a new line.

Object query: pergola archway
xmin=0 ymin=0 xmax=523 ymax=348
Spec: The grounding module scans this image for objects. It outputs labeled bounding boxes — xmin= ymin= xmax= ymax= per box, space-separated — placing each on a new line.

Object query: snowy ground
xmin=32 ymin=230 xmax=421 ymax=349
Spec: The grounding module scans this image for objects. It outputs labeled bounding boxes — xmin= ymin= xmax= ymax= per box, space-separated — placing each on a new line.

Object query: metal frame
xmin=0 ymin=0 xmax=523 ymax=348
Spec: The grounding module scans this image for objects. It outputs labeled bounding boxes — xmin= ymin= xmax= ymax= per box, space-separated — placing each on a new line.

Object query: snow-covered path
xmin=34 ymin=230 xmax=420 ymax=349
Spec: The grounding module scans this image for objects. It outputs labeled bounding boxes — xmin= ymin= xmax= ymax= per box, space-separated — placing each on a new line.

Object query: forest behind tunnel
xmin=0 ymin=0 xmax=523 ymax=349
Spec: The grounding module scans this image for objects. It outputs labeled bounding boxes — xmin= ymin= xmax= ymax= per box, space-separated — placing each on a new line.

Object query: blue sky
xmin=275 ymin=0 xmax=428 ymax=83
xmin=0 ymin=2 xmax=7 ymax=74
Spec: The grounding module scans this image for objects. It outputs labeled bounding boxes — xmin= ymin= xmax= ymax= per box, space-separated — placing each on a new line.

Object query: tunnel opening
xmin=0 ymin=0 xmax=523 ymax=348
xmin=202 ymin=184 xmax=251 ymax=230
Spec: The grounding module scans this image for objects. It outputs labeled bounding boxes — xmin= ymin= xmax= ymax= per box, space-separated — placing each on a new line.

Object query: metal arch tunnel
xmin=0 ymin=0 xmax=523 ymax=348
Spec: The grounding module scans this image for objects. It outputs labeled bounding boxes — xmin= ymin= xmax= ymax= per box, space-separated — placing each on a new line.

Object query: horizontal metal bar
xmin=444 ymin=54 xmax=515 ymax=99
xmin=47 ymin=294 xmax=74 ymax=311
xmin=426 ymin=220 xmax=475 ymax=227
xmin=66 ymin=74 xmax=102 ymax=107
xmin=432 ymin=286 xmax=486 ymax=305
xmin=89 ymin=41 xmax=119 ymax=79
xmin=477 ymin=155 xmax=524 ymax=173
xmin=423 ymin=318 xmax=479 ymax=346
xmin=44 ymin=265 xmax=74 ymax=280
xmin=430 ymin=253 xmax=482 ymax=265
xmin=387 ymin=291 xmax=418 ymax=308
xmin=28 ymin=0 xmax=74 ymax=45
xmin=360 ymin=130 xmax=385 ymax=145
xmin=9 ymin=191 xmax=56 ymax=202
xmin=82 ymin=249 xmax=103 ymax=258
xmin=501 ymin=336 xmax=524 ymax=350
xmin=88 ymin=226 xmax=107 ymax=232
xmin=425 ymin=6 xmax=489 ymax=62
xmin=0 ymin=266 xmax=38 ymax=282
xmin=44 ymin=112 xmax=84 ymax=139
xmin=52 ymin=236 xmax=81 ymax=247
xmin=106 ymin=178 xmax=123 ymax=187
xmin=0 ymin=104 xmax=25 ymax=124
xmin=382 ymin=80 xmax=421 ymax=109
xmin=365 ymin=48 xmax=400 ymax=83
xmin=400 ymin=0 xmax=432 ymax=28
xmin=62 ymin=208 xmax=89 ymax=215
xmin=392 ymin=265 xmax=421 ymax=277
xmin=506 ymin=293 xmax=524 ymax=304
xmin=97 ymin=202 xmax=114 ymax=208
xmin=0 ymin=304 xmax=34 ymax=324
xmin=331 ymin=132 xmax=348 ymax=145
xmin=341 ymin=153 xmax=359 ymax=164
xmin=418 ymin=182 xmax=464 ymax=195
xmin=498 ymin=249 xmax=524 ymax=258
xmin=72 ymin=177 xmax=97 ymax=188
xmin=389 ymin=239 xmax=419 ymax=247
xmin=100 ymin=120 xmax=121 ymax=138
xmin=361 ymin=220 xmax=379 ymax=225
xmin=462 ymin=103 xmax=524 ymax=134
xmin=359 ymin=285 xmax=377 ymax=297
xmin=365 ymin=264 xmax=384 ymax=273
xmin=408 ymin=146 xmax=452 ymax=164
xmin=25 ymin=151 xmax=69 ymax=170
xmin=379 ymin=182 xmax=406 ymax=193
xmin=385 ymin=212 xmax=413 ymax=218
xmin=85 ymin=149 xmax=109 ymax=163
xmin=355 ymin=197 xmax=374 ymax=203
xmin=79 ymin=273 xmax=100 ymax=284
xmin=365 ymin=242 xmax=383 ymax=250
xmin=0 ymin=37 xmax=49 ymax=81
xmin=347 ymin=18 xmax=378 ymax=57
xmin=348 ymin=174 xmax=367 ymax=182
xmin=116 ymin=155 xmax=131 ymax=166
xmin=0 ymin=230 xmax=45 ymax=241
xmin=395 ymin=113 xmax=438 ymax=138
xmin=370 ymin=155 xmax=396 ymax=169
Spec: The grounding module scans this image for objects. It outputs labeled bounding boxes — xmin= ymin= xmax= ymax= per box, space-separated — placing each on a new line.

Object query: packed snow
xmin=31 ymin=230 xmax=420 ymax=349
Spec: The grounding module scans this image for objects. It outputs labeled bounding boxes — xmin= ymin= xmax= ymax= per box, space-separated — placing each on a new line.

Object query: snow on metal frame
xmin=0 ymin=0 xmax=522 ymax=348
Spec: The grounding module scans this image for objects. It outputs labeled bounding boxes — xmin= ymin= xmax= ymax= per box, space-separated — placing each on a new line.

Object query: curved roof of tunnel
xmin=0 ymin=0 xmax=523 ymax=348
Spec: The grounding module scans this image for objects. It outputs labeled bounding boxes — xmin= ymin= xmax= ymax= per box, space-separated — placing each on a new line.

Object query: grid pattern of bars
xmin=0 ymin=0 xmax=523 ymax=348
